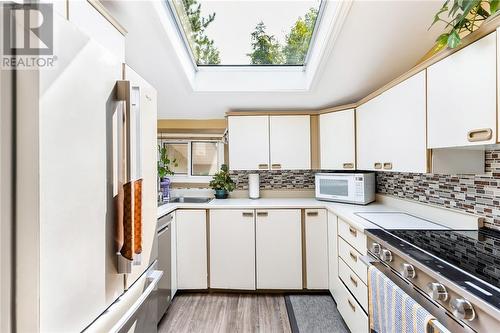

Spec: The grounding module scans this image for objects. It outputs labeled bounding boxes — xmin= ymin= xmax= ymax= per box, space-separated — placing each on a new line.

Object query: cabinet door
xmin=171 ymin=214 xmax=177 ymax=297
xmin=228 ymin=116 xmax=270 ymax=170
xmin=270 ymin=116 xmax=311 ymax=170
xmin=357 ymin=71 xmax=426 ymax=173
xmin=176 ymin=210 xmax=207 ymax=289
xmin=428 ymin=32 xmax=496 ymax=148
xmin=256 ymin=209 xmax=302 ymax=289
xmin=209 ymin=210 xmax=256 ymax=290
xmin=305 ymin=209 xmax=328 ymax=289
xmin=320 ymin=109 xmax=356 ymax=170
xmin=328 ymin=212 xmax=339 ymax=300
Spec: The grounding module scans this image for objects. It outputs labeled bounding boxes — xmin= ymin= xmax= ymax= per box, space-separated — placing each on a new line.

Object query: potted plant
xmin=209 ymin=164 xmax=235 ymax=199
xmin=157 ymin=145 xmax=178 ymax=201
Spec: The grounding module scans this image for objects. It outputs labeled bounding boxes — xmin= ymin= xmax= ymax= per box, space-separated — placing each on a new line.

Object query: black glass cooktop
xmin=366 ymin=228 xmax=500 ymax=309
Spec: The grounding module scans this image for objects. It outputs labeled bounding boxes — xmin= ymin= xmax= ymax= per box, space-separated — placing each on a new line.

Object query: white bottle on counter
xmin=248 ymin=173 xmax=260 ymax=199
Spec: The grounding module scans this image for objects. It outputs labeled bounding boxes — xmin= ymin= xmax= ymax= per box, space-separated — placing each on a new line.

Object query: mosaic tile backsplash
xmin=377 ymin=149 xmax=500 ymax=230
xmin=229 ymin=170 xmax=319 ymax=190
xmin=230 ymin=149 xmax=500 ymax=230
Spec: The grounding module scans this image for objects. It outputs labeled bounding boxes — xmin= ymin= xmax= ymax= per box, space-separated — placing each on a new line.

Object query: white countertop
xmin=157 ymin=197 xmax=471 ymax=231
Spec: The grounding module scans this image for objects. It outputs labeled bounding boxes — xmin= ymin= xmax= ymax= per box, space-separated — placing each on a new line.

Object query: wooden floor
xmin=158 ymin=293 xmax=292 ymax=333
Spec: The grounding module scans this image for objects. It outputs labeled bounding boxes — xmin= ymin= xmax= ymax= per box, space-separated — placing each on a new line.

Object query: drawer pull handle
xmin=349 ymin=226 xmax=357 ymax=237
xmin=258 ymin=164 xmax=269 ymax=170
xmin=242 ymin=212 xmax=254 ymax=217
xmin=374 ymin=162 xmax=382 ymax=170
xmin=383 ymin=162 xmax=393 ymax=170
xmin=349 ymin=251 xmax=358 ymax=262
xmin=271 ymin=163 xmax=282 ymax=170
xmin=348 ymin=299 xmax=356 ymax=312
xmin=349 ymin=275 xmax=358 ymax=287
xmin=467 ymin=128 xmax=492 ymax=142
xmin=306 ymin=211 xmax=318 ymax=217
xmin=257 ymin=211 xmax=268 ymax=217
xmin=343 ymin=162 xmax=354 ymax=169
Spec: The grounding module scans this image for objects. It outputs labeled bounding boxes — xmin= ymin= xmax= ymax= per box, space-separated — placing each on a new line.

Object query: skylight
xmin=168 ymin=0 xmax=323 ymax=66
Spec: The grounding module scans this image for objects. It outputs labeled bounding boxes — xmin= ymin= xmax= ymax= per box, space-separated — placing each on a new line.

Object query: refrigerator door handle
xmin=109 ymin=270 xmax=163 ymax=333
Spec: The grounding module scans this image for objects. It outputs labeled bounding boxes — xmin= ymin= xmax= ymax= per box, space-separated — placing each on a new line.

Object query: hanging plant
xmin=157 ymin=145 xmax=178 ymax=179
xmin=429 ymin=0 xmax=498 ymax=51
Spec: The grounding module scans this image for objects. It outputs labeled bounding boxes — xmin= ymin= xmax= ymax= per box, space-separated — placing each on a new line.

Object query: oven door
xmin=315 ymin=175 xmax=358 ymax=203
xmin=361 ymin=255 xmax=458 ymax=333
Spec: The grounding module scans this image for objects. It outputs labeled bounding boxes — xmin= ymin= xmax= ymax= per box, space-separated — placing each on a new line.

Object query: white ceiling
xmin=103 ymin=0 xmax=444 ymax=119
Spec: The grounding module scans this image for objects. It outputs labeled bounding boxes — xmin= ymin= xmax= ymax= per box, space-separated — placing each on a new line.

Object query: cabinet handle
xmin=258 ymin=164 xmax=269 ymax=170
xmin=374 ymin=162 xmax=382 ymax=170
xmin=257 ymin=211 xmax=268 ymax=217
xmin=349 ymin=251 xmax=358 ymax=262
xmin=271 ymin=163 xmax=282 ymax=170
xmin=306 ymin=211 xmax=318 ymax=217
xmin=343 ymin=163 xmax=354 ymax=169
xmin=348 ymin=299 xmax=356 ymax=312
xmin=242 ymin=212 xmax=254 ymax=217
xmin=383 ymin=162 xmax=393 ymax=170
xmin=467 ymin=128 xmax=492 ymax=142
xmin=348 ymin=226 xmax=357 ymax=237
xmin=349 ymin=275 xmax=358 ymax=287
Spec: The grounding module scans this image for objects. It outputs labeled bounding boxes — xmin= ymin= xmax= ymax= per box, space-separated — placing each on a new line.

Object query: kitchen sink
xmin=168 ymin=197 xmax=213 ymax=203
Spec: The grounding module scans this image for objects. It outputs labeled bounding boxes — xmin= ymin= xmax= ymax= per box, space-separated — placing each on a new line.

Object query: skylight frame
xmin=165 ymin=0 xmax=326 ymax=69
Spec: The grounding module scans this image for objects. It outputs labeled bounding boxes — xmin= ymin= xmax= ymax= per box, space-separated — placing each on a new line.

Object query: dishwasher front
xmin=157 ymin=213 xmax=172 ymax=323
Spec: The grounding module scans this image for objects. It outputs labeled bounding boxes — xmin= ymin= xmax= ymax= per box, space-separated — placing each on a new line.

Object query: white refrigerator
xmin=15 ymin=13 xmax=159 ymax=333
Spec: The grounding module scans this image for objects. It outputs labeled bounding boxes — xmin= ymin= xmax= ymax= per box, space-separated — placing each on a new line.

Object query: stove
xmin=365 ymin=227 xmax=500 ymax=333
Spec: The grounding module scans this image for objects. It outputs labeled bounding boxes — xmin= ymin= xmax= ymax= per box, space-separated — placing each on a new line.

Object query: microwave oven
xmin=315 ymin=172 xmax=375 ymax=205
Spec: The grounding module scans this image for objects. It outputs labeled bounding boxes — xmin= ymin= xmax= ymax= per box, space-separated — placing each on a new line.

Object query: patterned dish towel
xmin=368 ymin=265 xmax=435 ymax=333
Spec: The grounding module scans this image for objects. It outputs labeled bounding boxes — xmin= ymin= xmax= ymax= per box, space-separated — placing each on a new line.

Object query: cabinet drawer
xmin=336 ymin=278 xmax=369 ymax=333
xmin=338 ymin=219 xmax=367 ymax=254
xmin=338 ymin=258 xmax=368 ymax=312
xmin=338 ymin=237 xmax=367 ymax=284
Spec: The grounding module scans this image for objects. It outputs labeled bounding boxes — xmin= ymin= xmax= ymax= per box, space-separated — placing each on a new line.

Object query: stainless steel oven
xmin=157 ymin=212 xmax=173 ymax=323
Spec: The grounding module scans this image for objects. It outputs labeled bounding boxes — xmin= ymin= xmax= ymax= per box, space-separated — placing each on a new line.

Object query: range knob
xmin=428 ymin=283 xmax=448 ymax=301
xmin=401 ymin=263 xmax=416 ymax=279
xmin=381 ymin=249 xmax=392 ymax=262
xmin=450 ymin=298 xmax=475 ymax=321
xmin=371 ymin=243 xmax=381 ymax=255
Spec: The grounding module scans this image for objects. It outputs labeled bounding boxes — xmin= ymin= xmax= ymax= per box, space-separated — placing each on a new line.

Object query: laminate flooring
xmin=158 ymin=293 xmax=292 ymax=333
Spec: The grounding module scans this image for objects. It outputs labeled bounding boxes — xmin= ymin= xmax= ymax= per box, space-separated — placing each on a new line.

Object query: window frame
xmin=162 ymin=139 xmax=224 ymax=183
xmin=164 ymin=0 xmax=326 ymax=69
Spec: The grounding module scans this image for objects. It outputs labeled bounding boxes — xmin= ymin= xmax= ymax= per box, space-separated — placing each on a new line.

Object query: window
xmin=160 ymin=140 xmax=224 ymax=181
xmin=167 ymin=0 xmax=323 ymax=66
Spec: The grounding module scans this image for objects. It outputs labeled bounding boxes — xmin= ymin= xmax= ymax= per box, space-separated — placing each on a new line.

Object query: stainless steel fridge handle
xmin=109 ymin=270 xmax=163 ymax=333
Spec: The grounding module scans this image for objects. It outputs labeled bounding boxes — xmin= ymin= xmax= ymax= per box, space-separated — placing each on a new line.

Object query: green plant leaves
xmin=209 ymin=164 xmax=235 ymax=192
xmin=491 ymin=0 xmax=500 ymax=13
xmin=447 ymin=29 xmax=461 ymax=48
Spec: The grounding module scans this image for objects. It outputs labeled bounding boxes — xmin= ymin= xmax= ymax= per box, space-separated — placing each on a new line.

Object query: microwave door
xmin=319 ymin=176 xmax=356 ymax=202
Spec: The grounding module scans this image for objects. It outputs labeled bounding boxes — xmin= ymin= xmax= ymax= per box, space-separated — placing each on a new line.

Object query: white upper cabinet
xmin=228 ymin=115 xmax=310 ymax=170
xmin=320 ymin=109 xmax=355 ymax=170
xmin=357 ymin=71 xmax=427 ymax=173
xmin=428 ymin=32 xmax=497 ymax=148
xmin=228 ymin=116 xmax=270 ymax=170
xmin=269 ymin=115 xmax=311 ymax=170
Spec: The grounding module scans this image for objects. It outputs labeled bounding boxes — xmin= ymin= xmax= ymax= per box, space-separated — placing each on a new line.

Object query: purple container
xmin=160 ymin=177 xmax=171 ymax=202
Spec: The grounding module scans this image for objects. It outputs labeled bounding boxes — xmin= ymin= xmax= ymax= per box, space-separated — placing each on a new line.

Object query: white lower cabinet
xmin=327 ymin=212 xmax=340 ymax=300
xmin=171 ymin=214 xmax=177 ymax=297
xmin=209 ymin=210 xmax=256 ymax=290
xmin=305 ymin=209 xmax=328 ymax=289
xmin=338 ymin=258 xmax=368 ymax=312
xmin=337 ymin=279 xmax=369 ymax=333
xmin=338 ymin=237 xmax=368 ymax=284
xmin=176 ymin=210 xmax=208 ymax=289
xmin=256 ymin=209 xmax=302 ymax=289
